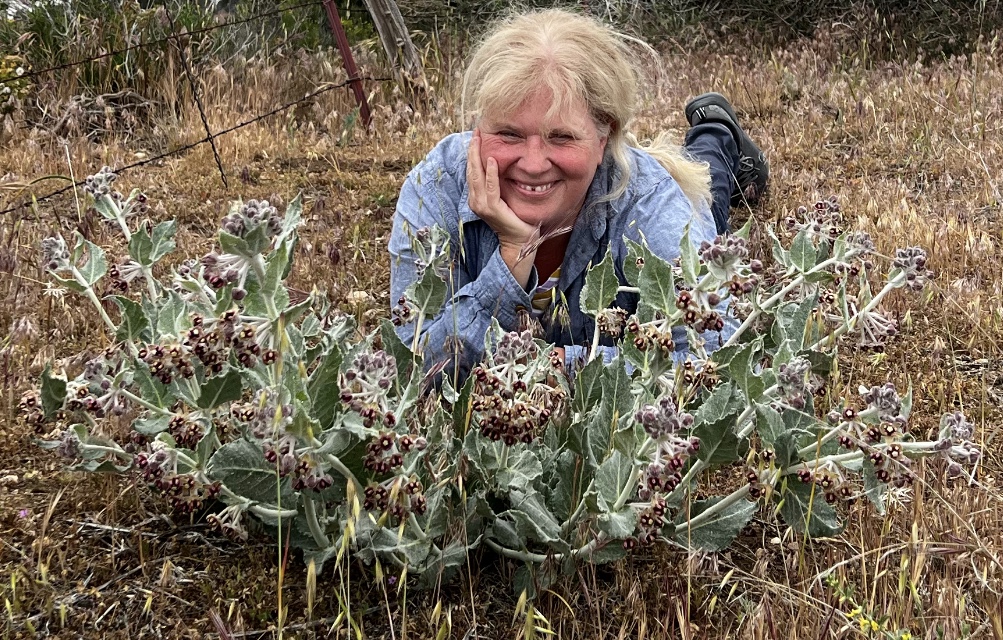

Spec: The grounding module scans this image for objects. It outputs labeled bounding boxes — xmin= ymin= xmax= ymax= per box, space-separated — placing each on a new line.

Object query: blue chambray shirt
xmin=389 ymin=131 xmax=732 ymax=381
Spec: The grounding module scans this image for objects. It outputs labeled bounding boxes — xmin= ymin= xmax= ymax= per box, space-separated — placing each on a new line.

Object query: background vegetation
xmin=2 ymin=0 xmax=1003 ymax=637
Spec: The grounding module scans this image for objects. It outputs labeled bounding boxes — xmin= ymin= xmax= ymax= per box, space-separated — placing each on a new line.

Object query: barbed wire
xmin=0 ymin=0 xmax=325 ymax=86
xmin=0 ymin=75 xmax=392 ymax=217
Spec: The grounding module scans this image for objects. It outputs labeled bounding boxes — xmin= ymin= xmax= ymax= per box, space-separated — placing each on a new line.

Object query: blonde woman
xmin=389 ymin=9 xmax=768 ymax=379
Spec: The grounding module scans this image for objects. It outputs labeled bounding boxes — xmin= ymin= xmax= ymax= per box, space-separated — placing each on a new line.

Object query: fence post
xmin=321 ymin=0 xmax=372 ymax=128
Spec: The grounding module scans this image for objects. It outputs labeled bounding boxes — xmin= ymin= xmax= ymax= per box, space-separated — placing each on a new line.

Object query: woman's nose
xmin=516 ymin=137 xmax=551 ymax=174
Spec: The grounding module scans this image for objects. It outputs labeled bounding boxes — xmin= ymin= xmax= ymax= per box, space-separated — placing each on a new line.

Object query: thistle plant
xmin=30 ymin=180 xmax=980 ymax=597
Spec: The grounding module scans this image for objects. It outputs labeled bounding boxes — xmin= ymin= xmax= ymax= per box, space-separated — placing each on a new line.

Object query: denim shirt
xmin=389 ymin=131 xmax=730 ymax=381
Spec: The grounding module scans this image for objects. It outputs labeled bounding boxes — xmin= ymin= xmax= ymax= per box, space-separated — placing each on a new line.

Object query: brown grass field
xmin=3 ymin=22 xmax=1003 ymax=639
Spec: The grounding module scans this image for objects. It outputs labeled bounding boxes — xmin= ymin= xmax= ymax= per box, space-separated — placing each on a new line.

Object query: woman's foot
xmin=685 ymin=92 xmax=769 ymax=206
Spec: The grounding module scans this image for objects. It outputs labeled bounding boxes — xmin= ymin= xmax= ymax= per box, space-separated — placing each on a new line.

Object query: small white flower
xmin=15 ymin=66 xmax=24 ymax=76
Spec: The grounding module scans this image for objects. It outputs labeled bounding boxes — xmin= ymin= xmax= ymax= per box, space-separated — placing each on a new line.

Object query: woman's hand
xmin=467 ymin=129 xmax=538 ymax=287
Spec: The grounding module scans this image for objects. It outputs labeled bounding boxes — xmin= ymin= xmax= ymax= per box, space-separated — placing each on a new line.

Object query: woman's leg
xmin=684 ymin=92 xmax=770 ymax=235
xmin=685 ymin=122 xmax=739 ymax=235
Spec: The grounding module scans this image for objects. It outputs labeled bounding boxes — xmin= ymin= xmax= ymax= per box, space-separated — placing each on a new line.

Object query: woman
xmin=388 ymin=9 xmax=768 ymax=382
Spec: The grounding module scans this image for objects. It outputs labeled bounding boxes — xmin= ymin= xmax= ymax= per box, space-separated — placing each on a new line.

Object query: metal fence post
xmin=321 ymin=0 xmax=373 ymax=128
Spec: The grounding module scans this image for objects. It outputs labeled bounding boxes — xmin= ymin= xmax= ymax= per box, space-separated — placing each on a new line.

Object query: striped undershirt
xmin=531 ymin=268 xmax=561 ymax=319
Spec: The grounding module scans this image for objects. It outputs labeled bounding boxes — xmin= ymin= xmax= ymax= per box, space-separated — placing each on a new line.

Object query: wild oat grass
xmin=2 ymin=22 xmax=1003 ymax=640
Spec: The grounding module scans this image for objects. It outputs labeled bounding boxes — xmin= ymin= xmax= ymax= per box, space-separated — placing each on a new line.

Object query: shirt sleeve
xmin=619 ymin=173 xmax=736 ymax=354
xmin=388 ymin=150 xmax=538 ymax=383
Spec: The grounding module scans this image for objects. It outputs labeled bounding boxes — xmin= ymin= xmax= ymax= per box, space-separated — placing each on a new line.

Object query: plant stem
xmin=250 ymin=504 xmax=299 ymax=519
xmin=320 ymin=449 xmax=364 ymax=498
xmin=120 ymin=389 xmax=172 ymax=416
xmin=79 ymin=443 xmax=131 ymax=459
xmin=303 ymin=496 xmax=332 ymax=549
xmin=808 ymin=273 xmax=906 ymax=351
xmin=483 ymin=538 xmax=554 ymax=564
xmin=680 ymin=484 xmax=753 ymax=531
xmin=724 ymin=254 xmax=847 ymax=349
xmin=408 ymin=512 xmax=428 ymax=542
xmin=560 ymin=478 xmax=593 ymax=536
xmin=73 ymin=269 xmax=118 ymax=335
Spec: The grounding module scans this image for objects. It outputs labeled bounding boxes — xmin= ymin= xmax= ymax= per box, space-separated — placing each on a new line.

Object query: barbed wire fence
xmin=0 ymin=0 xmax=395 ymax=217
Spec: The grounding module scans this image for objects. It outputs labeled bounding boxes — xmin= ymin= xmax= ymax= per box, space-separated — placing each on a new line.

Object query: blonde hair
xmin=461 ymin=8 xmax=711 ymax=211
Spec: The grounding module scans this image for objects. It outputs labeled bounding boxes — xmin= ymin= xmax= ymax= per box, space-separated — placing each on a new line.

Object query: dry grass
xmin=3 ymin=24 xmax=1003 ymax=639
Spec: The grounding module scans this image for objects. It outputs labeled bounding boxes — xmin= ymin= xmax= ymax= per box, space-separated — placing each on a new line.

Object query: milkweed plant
xmin=26 ymin=168 xmax=980 ymax=595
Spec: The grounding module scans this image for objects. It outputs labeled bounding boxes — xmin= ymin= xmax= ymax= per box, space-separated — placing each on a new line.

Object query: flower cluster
xmin=936 ymin=411 xmax=981 ymax=481
xmin=200 ymin=251 xmax=249 ymax=292
xmin=183 ymin=315 xmax=229 ymax=375
xmin=40 ymin=236 xmax=70 ymax=272
xmin=17 ymin=390 xmax=45 ymax=431
xmin=150 ymin=472 xmax=222 ymax=514
xmin=340 ymin=350 xmax=398 ymax=428
xmin=83 ymin=166 xmax=118 ymax=198
xmin=699 ymin=235 xmax=749 ymax=280
xmin=168 ymin=415 xmax=204 ymax=449
xmin=785 ymin=196 xmax=843 ymax=244
xmin=139 ymin=342 xmax=195 ymax=386
xmin=623 ymin=497 xmax=668 ymax=549
xmin=207 ymin=505 xmax=250 ymax=542
xmin=231 ymin=389 xmax=293 ymax=439
xmin=635 ymin=397 xmax=700 ymax=499
xmin=595 ymin=307 xmax=629 ymax=337
xmin=63 ymin=355 xmax=131 ymax=418
xmin=892 ymin=247 xmax=933 ymax=291
xmin=222 ymin=199 xmax=281 ymax=239
xmin=470 ymin=365 xmax=557 ymax=445
xmin=635 ymin=397 xmax=694 ymax=439
xmin=107 ymin=260 xmax=146 ymax=293
xmin=135 ymin=445 xmax=173 ymax=482
xmin=363 ymin=431 xmax=426 ymax=474
xmin=776 ymin=356 xmax=811 ymax=410
xmin=490 ymin=330 xmax=538 ymax=365
xmin=362 ymin=476 xmax=427 ymax=524
xmin=409 ymin=225 xmax=451 ymax=280
xmin=261 ymin=435 xmax=334 ymax=492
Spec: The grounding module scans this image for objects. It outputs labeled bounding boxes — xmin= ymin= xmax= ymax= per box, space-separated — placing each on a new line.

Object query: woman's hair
xmin=461 ymin=8 xmax=711 ymax=211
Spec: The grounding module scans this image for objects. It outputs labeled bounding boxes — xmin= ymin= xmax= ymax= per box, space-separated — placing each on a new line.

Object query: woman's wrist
xmin=499 ymin=241 xmax=536 ymax=290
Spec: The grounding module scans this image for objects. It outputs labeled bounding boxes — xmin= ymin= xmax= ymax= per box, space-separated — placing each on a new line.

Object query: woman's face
xmin=478 ymin=90 xmax=608 ymax=232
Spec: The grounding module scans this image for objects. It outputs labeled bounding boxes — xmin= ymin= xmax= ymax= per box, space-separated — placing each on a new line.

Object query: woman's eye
xmin=498 ymin=131 xmax=521 ymax=140
xmin=550 ymin=133 xmax=574 ymax=143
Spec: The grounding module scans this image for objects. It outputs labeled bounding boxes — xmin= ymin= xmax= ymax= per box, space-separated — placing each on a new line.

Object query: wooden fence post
xmin=322 ymin=0 xmax=373 ymax=128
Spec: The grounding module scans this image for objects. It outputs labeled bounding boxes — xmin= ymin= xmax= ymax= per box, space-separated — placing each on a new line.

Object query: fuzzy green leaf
xmin=594 ymin=450 xmax=632 ymax=510
xmin=113 ymin=296 xmax=150 ymax=343
xmin=155 ymin=290 xmax=189 ymax=338
xmin=129 ymin=220 xmax=176 ymax=266
xmin=755 ymin=403 xmax=786 ymax=448
xmin=497 ymin=448 xmax=543 ymax=493
xmin=636 ymin=243 xmax=677 ymax=316
xmin=580 ymin=249 xmax=619 ymax=316
xmin=789 ymin=229 xmax=817 ymax=272
xmin=76 ymin=237 xmax=108 ymax=286
xmin=777 ymin=481 xmax=843 ymax=538
xmin=725 ymin=338 xmax=765 ymax=402
xmin=673 ymin=497 xmax=757 ymax=551
xmin=678 ymin=225 xmax=699 ymax=286
xmin=208 ymin=439 xmax=294 ymax=505
xmin=133 ymin=414 xmax=171 ymax=436
xmin=407 ymin=265 xmax=447 ymax=320
xmin=40 ymin=364 xmax=67 ymax=418
xmin=693 ymin=412 xmax=746 ymax=466
xmin=861 ymin=458 xmax=887 ymax=515
xmin=504 ymin=489 xmax=562 ymax=544
xmin=197 ymin=369 xmax=243 ymax=409
xmin=308 ymin=347 xmax=343 ymax=430
xmin=597 ymin=507 xmax=637 ymax=539
xmin=381 ymin=319 xmax=417 ymax=388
